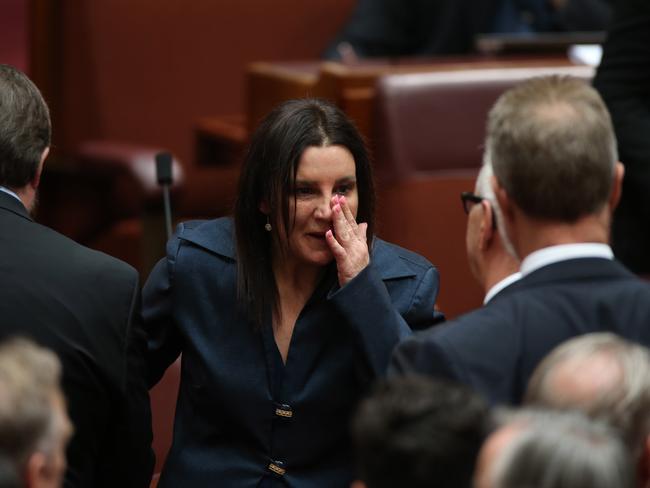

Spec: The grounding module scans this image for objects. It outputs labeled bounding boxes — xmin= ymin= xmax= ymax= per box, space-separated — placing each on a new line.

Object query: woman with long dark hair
xmin=143 ymin=98 xmax=439 ymax=487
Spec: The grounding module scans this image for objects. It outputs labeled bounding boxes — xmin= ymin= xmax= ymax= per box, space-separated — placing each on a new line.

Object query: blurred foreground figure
xmin=0 ymin=338 xmax=73 ymax=488
xmin=474 ymin=409 xmax=635 ymax=488
xmin=352 ymin=376 xmax=491 ymax=488
xmin=527 ymin=332 xmax=650 ymax=486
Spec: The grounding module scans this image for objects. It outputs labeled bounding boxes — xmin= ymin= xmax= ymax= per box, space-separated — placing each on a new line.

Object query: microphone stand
xmin=155 ymin=152 xmax=174 ymax=240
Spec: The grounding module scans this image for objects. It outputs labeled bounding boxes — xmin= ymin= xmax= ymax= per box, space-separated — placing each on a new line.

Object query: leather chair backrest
xmin=373 ymin=65 xmax=595 ymax=181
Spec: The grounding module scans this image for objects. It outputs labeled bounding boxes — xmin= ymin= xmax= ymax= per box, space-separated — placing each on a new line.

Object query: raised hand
xmin=325 ymin=194 xmax=370 ymax=286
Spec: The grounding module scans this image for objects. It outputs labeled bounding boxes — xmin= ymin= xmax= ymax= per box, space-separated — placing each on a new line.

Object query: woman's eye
xmin=295 ymin=187 xmax=314 ymax=196
xmin=335 ymin=185 xmax=350 ymax=195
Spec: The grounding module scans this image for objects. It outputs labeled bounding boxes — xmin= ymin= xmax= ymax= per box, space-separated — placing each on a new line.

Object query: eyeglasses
xmin=460 ymin=191 xmax=497 ymax=229
xmin=460 ymin=192 xmax=484 ymax=215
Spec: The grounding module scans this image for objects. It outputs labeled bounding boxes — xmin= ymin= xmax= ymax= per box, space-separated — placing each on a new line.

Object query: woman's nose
xmin=314 ymin=195 xmax=333 ymax=220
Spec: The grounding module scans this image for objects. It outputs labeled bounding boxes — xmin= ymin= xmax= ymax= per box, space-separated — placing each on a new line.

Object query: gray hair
xmin=489 ymin=409 xmax=635 ymax=488
xmin=475 ymin=158 xmax=517 ymax=258
xmin=487 ymin=75 xmax=617 ymax=222
xmin=526 ymin=333 xmax=650 ymax=458
xmin=0 ymin=338 xmax=64 ymax=471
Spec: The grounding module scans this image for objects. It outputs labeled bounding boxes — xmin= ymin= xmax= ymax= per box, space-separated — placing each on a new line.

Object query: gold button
xmin=275 ymin=407 xmax=293 ymax=418
xmin=274 ymin=403 xmax=293 ymax=418
xmin=268 ymin=462 xmax=286 ymax=476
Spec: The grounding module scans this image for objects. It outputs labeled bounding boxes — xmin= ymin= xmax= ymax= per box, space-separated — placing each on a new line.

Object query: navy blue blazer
xmin=143 ymin=217 xmax=439 ymax=487
xmin=391 ymin=257 xmax=650 ymax=405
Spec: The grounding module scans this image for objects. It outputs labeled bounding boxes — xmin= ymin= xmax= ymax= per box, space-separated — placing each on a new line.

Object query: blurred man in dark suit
xmin=391 ymin=75 xmax=650 ymax=405
xmin=0 ymin=64 xmax=153 ymax=487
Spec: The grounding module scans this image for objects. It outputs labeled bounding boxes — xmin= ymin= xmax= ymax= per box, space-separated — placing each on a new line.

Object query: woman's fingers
xmin=325 ymin=229 xmax=346 ymax=258
xmin=338 ymin=195 xmax=359 ymax=232
xmin=358 ymin=222 xmax=368 ymax=242
xmin=331 ymin=195 xmax=363 ymax=245
xmin=328 ymin=195 xmax=370 ymax=286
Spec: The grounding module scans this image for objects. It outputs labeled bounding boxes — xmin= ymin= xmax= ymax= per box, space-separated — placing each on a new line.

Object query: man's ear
xmin=25 ymin=451 xmax=48 ymax=488
xmin=608 ymin=162 xmax=624 ymax=212
xmin=492 ymin=176 xmax=513 ymax=224
xmin=478 ymin=199 xmax=495 ymax=251
xmin=30 ymin=147 xmax=49 ymax=190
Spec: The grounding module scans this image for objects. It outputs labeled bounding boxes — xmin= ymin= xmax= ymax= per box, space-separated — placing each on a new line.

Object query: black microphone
xmin=155 ymin=152 xmax=174 ymax=240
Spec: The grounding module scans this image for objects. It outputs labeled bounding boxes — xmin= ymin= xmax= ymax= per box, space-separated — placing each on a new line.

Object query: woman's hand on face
xmin=325 ymin=194 xmax=369 ymax=286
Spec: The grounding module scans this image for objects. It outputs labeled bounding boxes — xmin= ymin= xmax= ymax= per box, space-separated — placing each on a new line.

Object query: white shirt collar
xmin=484 ymin=272 xmax=522 ymax=304
xmin=0 ymin=186 xmax=21 ymax=203
xmin=520 ymin=243 xmax=614 ymax=277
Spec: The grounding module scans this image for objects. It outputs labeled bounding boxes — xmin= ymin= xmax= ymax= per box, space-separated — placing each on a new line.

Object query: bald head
xmin=537 ymin=349 xmax=622 ymax=410
xmin=526 ymin=333 xmax=650 ymax=456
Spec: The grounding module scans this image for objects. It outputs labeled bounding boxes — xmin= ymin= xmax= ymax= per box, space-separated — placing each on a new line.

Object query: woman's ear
xmin=259 ymin=200 xmax=270 ymax=214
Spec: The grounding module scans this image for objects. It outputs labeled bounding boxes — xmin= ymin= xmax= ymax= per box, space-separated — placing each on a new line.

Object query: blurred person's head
xmin=526 ymin=333 xmax=650 ymax=485
xmin=486 ymin=75 xmax=622 ymax=259
xmin=352 ymin=376 xmax=491 ymax=488
xmin=464 ymin=159 xmax=519 ymax=296
xmin=234 ymin=98 xmax=375 ymax=325
xmin=0 ymin=64 xmax=51 ymax=213
xmin=474 ymin=409 xmax=635 ymax=488
xmin=0 ymin=338 xmax=73 ymax=488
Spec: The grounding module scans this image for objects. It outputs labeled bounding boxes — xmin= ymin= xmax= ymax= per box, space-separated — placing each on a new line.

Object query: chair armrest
xmin=76 ymin=140 xmax=185 ymax=216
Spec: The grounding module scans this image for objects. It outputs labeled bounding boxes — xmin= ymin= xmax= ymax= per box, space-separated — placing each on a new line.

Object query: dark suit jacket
xmin=143 ymin=217 xmax=439 ymax=487
xmin=391 ymin=257 xmax=650 ymax=405
xmin=593 ymin=0 xmax=650 ymax=273
xmin=0 ymin=192 xmax=154 ymax=487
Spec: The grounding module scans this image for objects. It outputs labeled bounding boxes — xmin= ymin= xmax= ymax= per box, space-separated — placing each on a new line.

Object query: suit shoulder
xmin=428 ymin=302 xmax=513 ymax=342
xmin=372 ymin=238 xmax=434 ymax=272
xmin=31 ymin=221 xmax=137 ymax=279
